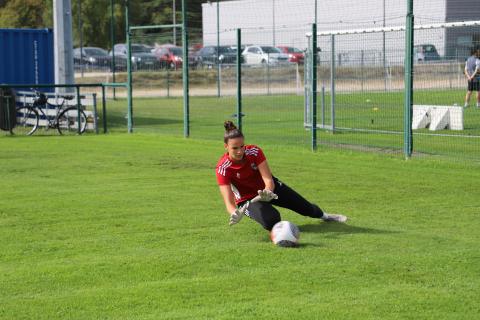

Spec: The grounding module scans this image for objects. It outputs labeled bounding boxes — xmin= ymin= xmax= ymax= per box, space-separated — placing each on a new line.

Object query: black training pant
xmin=240 ymin=177 xmax=324 ymax=231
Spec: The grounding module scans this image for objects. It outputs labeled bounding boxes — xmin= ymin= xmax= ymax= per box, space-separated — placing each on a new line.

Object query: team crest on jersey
xmin=236 ymin=173 xmax=241 ymax=179
xmin=251 ymin=163 xmax=258 ymax=170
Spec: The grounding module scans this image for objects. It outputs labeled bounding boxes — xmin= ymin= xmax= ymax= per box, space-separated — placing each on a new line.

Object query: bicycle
xmin=12 ymin=90 xmax=87 ymax=136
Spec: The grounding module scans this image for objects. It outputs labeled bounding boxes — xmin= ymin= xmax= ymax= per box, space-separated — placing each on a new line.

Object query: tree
xmin=0 ymin=0 xmax=50 ymax=28
xmin=72 ymin=0 xmax=124 ymax=49
xmin=0 ymin=0 xmax=221 ymax=49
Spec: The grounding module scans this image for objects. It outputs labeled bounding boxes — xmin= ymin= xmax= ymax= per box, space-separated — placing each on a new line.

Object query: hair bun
xmin=224 ymin=120 xmax=237 ymax=132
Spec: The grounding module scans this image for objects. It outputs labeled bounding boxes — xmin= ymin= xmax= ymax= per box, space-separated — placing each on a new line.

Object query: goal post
xmin=124 ymin=0 xmax=189 ymax=135
xmin=302 ymin=18 xmax=480 ymax=155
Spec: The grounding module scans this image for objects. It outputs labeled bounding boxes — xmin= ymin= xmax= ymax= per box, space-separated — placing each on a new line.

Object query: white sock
xmin=477 ymin=103 xmax=480 ymax=107
xmin=465 ymin=103 xmax=469 ymax=107
xmin=321 ymin=213 xmax=329 ymax=220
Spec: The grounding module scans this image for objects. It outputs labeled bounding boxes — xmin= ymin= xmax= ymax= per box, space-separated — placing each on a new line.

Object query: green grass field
xmin=1 ymin=133 xmax=479 ymax=319
xmin=99 ymin=88 xmax=480 ymax=160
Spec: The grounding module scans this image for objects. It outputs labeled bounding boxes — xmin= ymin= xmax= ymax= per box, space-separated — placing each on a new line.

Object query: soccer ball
xmin=270 ymin=221 xmax=300 ymax=247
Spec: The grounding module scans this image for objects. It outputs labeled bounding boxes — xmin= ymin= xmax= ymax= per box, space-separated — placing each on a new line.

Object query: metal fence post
xmin=267 ymin=54 xmax=271 ymax=95
xmin=330 ymin=34 xmax=336 ymax=133
xmin=110 ymin=0 xmax=117 ymax=100
xmin=92 ymin=93 xmax=99 ymax=134
xmin=449 ymin=61 xmax=453 ymax=89
xmin=216 ymin=0 xmax=220 ymax=98
xmin=219 ymin=63 xmax=222 ymax=97
xmin=76 ymin=85 xmax=82 ymax=134
xmin=404 ymin=0 xmax=414 ymax=158
xmin=361 ymin=49 xmax=365 ymax=92
xmin=236 ymin=28 xmax=242 ymax=131
xmin=102 ymin=85 xmax=107 ymax=133
xmin=305 ymin=34 xmax=311 ymax=126
xmin=167 ymin=68 xmax=170 ymax=98
xmin=296 ymin=63 xmax=301 ymax=95
xmin=5 ymin=91 xmax=12 ymax=134
xmin=182 ymin=0 xmax=190 ymax=137
xmin=125 ymin=0 xmax=133 ymax=133
xmin=321 ymin=86 xmax=325 ymax=128
xmin=312 ymin=23 xmax=317 ymax=151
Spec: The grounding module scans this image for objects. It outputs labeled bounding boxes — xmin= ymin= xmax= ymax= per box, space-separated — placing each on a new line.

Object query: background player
xmin=464 ymin=46 xmax=480 ymax=108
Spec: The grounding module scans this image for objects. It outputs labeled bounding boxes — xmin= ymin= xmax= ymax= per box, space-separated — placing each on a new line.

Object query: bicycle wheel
xmin=57 ymin=107 xmax=87 ymax=135
xmin=11 ymin=106 xmax=39 ymax=135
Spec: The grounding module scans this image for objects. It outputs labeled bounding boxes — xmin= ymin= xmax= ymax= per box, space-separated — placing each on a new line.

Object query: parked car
xmin=141 ymin=44 xmax=155 ymax=53
xmin=242 ymin=45 xmax=289 ymax=65
xmin=194 ymin=45 xmax=240 ymax=68
xmin=276 ymin=46 xmax=305 ymax=64
xmin=111 ymin=43 xmax=160 ymax=70
xmin=229 ymin=45 xmax=247 ymax=52
xmin=152 ymin=45 xmax=183 ymax=69
xmin=73 ymin=47 xmax=127 ymax=71
xmin=188 ymin=44 xmax=202 ymax=68
xmin=414 ymin=44 xmax=440 ymax=62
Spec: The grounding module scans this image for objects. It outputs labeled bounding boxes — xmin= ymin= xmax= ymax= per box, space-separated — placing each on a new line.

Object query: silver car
xmin=242 ymin=45 xmax=290 ymax=65
xmin=111 ymin=43 xmax=160 ymax=71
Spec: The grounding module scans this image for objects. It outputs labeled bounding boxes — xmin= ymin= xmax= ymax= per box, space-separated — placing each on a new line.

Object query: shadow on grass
xmin=260 ymin=233 xmax=325 ymax=248
xmin=295 ymin=242 xmax=325 ymax=248
xmin=259 ymin=223 xmax=397 ymax=248
xmin=299 ymin=222 xmax=398 ymax=236
xmin=274 ymin=243 xmax=325 ymax=249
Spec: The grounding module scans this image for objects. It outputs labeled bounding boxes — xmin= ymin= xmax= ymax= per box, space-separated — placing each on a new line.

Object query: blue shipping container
xmin=0 ymin=28 xmax=54 ymax=87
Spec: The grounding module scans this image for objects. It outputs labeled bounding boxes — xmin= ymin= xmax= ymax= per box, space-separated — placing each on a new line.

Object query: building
xmin=202 ymin=0 xmax=480 ymax=62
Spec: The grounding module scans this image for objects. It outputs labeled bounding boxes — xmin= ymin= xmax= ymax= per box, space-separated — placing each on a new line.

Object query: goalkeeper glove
xmin=229 ymin=203 xmax=248 ymax=226
xmin=257 ymin=189 xmax=278 ymax=202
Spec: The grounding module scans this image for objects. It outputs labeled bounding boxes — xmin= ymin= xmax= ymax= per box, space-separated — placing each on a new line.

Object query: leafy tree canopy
xmin=0 ymin=0 xmax=210 ymax=49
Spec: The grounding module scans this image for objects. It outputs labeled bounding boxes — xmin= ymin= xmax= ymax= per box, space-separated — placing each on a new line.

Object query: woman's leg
xmin=244 ymin=201 xmax=281 ymax=231
xmin=270 ymin=177 xmax=324 ymax=219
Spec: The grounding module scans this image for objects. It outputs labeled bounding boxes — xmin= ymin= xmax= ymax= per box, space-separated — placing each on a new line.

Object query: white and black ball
xmin=270 ymin=221 xmax=300 ymax=247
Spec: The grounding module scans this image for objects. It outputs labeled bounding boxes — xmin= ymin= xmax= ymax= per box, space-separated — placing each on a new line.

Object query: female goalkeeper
xmin=215 ymin=120 xmax=347 ymax=230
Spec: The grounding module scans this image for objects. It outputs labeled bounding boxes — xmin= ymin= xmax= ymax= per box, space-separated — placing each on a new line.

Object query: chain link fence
xmin=63 ymin=1 xmax=480 ymax=161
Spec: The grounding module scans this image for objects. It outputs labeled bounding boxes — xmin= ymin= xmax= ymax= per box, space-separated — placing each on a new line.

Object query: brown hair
xmin=223 ymin=120 xmax=244 ymax=143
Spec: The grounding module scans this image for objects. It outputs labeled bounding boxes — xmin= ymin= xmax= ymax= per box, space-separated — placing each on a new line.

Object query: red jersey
xmin=216 ymin=145 xmax=267 ymax=204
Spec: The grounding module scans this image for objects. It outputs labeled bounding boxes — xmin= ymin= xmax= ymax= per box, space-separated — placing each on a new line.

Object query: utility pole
xmin=53 ymin=0 xmax=75 ymax=93
xmin=272 ymin=0 xmax=276 ymax=46
xmin=78 ymin=0 xmax=83 ymax=78
xmin=173 ymin=0 xmax=176 ymax=45
xmin=110 ymin=0 xmax=116 ymax=99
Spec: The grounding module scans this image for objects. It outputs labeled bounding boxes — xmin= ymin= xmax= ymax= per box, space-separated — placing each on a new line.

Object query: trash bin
xmin=0 ymin=87 xmax=17 ymax=131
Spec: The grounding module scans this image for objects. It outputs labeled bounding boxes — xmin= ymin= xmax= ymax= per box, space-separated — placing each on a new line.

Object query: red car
xmin=276 ymin=46 xmax=304 ymax=64
xmin=152 ymin=45 xmax=183 ymax=69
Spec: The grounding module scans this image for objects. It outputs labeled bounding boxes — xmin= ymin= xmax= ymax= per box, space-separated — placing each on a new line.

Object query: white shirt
xmin=465 ymin=55 xmax=480 ymax=79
